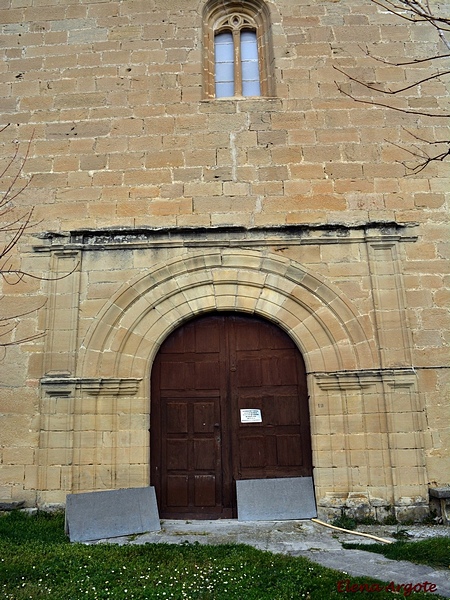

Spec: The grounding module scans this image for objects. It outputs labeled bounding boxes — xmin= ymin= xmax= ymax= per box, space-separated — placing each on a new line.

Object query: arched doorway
xmin=150 ymin=313 xmax=313 ymax=519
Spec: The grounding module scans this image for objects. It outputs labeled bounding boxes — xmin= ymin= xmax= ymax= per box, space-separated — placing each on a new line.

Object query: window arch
xmin=203 ymin=0 xmax=275 ymax=99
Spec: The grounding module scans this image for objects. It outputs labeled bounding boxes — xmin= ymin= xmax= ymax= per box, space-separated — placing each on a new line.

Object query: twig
xmin=335 ymin=83 xmax=449 ymax=117
xmin=311 ymin=518 xmax=394 ymax=544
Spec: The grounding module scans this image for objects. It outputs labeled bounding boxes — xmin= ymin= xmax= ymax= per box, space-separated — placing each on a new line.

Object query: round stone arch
xmin=79 ymin=248 xmax=376 ymax=388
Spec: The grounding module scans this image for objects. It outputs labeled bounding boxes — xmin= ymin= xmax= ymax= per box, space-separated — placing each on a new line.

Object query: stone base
xmin=0 ymin=500 xmax=25 ymax=511
xmin=317 ymin=492 xmax=431 ymax=524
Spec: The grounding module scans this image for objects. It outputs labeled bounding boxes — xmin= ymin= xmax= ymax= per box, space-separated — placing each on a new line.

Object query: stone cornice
xmin=33 ymin=222 xmax=418 ymax=252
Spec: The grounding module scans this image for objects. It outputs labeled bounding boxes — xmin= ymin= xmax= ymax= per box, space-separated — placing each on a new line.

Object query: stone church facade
xmin=0 ymin=0 xmax=448 ymax=521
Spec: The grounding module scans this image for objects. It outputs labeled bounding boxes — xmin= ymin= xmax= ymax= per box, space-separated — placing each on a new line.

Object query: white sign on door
xmin=240 ymin=409 xmax=262 ymax=423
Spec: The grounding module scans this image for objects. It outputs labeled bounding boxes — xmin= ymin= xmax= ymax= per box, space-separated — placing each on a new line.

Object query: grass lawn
xmin=343 ymin=536 xmax=450 ymax=569
xmin=0 ymin=511 xmax=448 ymax=600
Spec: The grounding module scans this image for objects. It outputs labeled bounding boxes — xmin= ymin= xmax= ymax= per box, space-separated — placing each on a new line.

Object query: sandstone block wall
xmin=0 ymin=0 xmax=448 ymax=519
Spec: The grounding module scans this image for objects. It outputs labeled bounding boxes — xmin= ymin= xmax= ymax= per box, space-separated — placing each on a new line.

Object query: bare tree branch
xmin=0 ymin=125 xmax=77 ymax=348
xmin=388 ymin=130 xmax=450 ymax=174
xmin=370 ymin=0 xmax=450 ymax=34
xmin=335 ymin=82 xmax=449 ymax=117
xmin=334 ymin=65 xmax=450 ymax=96
xmin=335 ymin=0 xmax=450 ymax=174
xmin=358 ymin=43 xmax=450 ymax=66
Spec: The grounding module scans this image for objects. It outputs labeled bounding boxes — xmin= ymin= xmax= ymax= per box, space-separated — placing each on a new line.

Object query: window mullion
xmin=233 ymin=29 xmax=242 ymax=96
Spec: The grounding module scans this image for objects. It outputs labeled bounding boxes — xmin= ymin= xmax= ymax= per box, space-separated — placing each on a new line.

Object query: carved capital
xmin=79 ymin=378 xmax=142 ymax=396
xmin=314 ymin=368 xmax=416 ymax=391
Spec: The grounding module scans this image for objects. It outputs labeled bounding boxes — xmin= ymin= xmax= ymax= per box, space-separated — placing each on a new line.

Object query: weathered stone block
xmin=65 ymin=487 xmax=160 ymax=542
xmin=236 ymin=477 xmax=317 ymax=521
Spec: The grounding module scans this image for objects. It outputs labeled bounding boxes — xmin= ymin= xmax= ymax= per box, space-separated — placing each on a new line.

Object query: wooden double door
xmin=150 ymin=313 xmax=312 ymax=519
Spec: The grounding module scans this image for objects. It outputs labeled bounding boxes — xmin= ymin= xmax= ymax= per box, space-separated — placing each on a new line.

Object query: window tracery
xmin=203 ymin=0 xmax=275 ymax=99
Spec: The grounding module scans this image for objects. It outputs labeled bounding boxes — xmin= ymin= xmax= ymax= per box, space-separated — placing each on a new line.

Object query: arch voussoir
xmin=80 ymin=249 xmax=376 ymax=379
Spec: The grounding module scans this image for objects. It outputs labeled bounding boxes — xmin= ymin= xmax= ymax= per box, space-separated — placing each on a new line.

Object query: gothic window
xmin=203 ymin=0 xmax=275 ymax=99
xmin=214 ymin=16 xmax=261 ymax=97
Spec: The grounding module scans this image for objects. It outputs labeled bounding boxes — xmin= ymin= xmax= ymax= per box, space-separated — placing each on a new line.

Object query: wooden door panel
xmin=194 ymin=475 xmax=216 ymax=506
xmin=193 ymin=402 xmax=216 ymax=432
xmin=166 ymin=440 xmax=188 ymax=470
xmin=276 ymin=355 xmax=299 ymax=382
xmin=160 ymin=362 xmax=187 ymax=389
xmin=261 ymin=358 xmax=282 ymax=386
xmin=193 ymin=439 xmax=216 ymax=469
xmin=276 ymin=435 xmax=303 ymax=466
xmin=162 ymin=325 xmax=195 ymax=353
xmin=234 ymin=324 xmax=260 ymax=350
xmin=235 ymin=358 xmax=262 ymax=387
xmin=166 ymin=476 xmax=188 ymax=506
xmin=195 ymin=321 xmax=221 ymax=353
xmin=166 ymin=402 xmax=188 ymax=433
xmin=195 ymin=361 xmax=221 ymax=389
xmin=261 ymin=357 xmax=298 ymax=385
xmin=266 ymin=396 xmax=301 ymax=425
xmin=239 ymin=436 xmax=265 ymax=468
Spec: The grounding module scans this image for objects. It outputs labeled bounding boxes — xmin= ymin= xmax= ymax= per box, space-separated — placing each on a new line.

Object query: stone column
xmin=366 ymin=238 xmax=412 ymax=368
xmin=312 ymin=369 xmax=427 ymax=521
